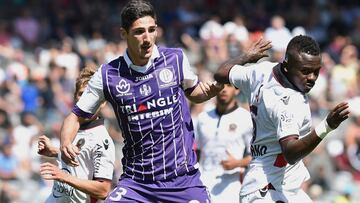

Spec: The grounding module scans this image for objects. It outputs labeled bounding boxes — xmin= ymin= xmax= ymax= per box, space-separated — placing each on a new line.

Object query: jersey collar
xmin=215 ymin=103 xmax=238 ymax=116
xmin=123 ymin=45 xmax=160 ymax=71
xmin=272 ymin=64 xmax=302 ymax=93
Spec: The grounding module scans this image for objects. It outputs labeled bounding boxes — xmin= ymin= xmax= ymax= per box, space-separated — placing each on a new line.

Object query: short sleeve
xmin=75 ymin=66 xmax=106 ymax=116
xmin=181 ymin=51 xmax=199 ymax=90
xmin=228 ymin=65 xmax=252 ymax=96
xmin=92 ymin=127 xmax=115 ymax=180
xmin=273 ymin=98 xmax=300 ymax=140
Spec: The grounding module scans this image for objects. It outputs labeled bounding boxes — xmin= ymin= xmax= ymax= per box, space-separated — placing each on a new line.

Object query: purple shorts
xmin=105 ymin=169 xmax=210 ymax=202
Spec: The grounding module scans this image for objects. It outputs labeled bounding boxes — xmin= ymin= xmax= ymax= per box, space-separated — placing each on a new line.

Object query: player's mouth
xmin=141 ymin=45 xmax=152 ymax=53
xmin=306 ymin=83 xmax=314 ymax=89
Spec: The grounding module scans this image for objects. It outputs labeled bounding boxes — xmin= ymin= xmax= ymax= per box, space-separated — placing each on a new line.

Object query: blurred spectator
xmin=13 ymin=8 xmax=40 ymax=48
xmin=264 ymin=15 xmax=292 ymax=61
xmin=330 ymin=45 xmax=359 ymax=103
xmin=0 ymin=138 xmax=18 ymax=180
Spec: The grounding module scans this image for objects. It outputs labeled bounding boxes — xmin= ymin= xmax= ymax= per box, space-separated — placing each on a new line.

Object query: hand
xmin=326 ymin=102 xmax=350 ymax=129
xmin=245 ymin=38 xmax=272 ymax=63
xmin=40 ymin=162 xmax=69 ymax=182
xmin=199 ymin=81 xmax=224 ymax=97
xmin=221 ymin=150 xmax=238 ymax=170
xmin=61 ymin=144 xmax=80 ymax=167
xmin=38 ymin=135 xmax=57 ymax=157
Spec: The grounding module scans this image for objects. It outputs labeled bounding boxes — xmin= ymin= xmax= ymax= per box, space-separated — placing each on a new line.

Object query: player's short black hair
xmin=121 ymin=0 xmax=157 ymax=31
xmin=285 ymin=35 xmax=320 ymax=60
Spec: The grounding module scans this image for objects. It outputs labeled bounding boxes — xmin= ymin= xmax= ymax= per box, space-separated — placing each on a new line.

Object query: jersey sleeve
xmin=272 ymin=96 xmax=301 ymax=140
xmin=181 ymin=50 xmax=199 ymax=90
xmin=228 ymin=64 xmax=252 ymax=97
xmin=229 ymin=61 xmax=273 ymax=98
xmin=72 ymin=66 xmax=106 ymax=118
xmin=92 ymin=126 xmax=115 ymax=180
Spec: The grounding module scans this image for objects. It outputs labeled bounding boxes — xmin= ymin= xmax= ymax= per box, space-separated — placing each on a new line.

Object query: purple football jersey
xmin=102 ymin=47 xmax=198 ymax=181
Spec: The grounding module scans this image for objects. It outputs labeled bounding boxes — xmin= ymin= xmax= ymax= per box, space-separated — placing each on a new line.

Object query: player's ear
xmin=120 ymin=27 xmax=127 ymax=40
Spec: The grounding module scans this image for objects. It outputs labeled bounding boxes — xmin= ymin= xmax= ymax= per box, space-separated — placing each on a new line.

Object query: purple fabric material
xmin=105 ymin=170 xmax=210 ymax=202
xmin=102 ymin=47 xmax=199 ymax=182
xmin=72 ymin=104 xmax=94 ymax=119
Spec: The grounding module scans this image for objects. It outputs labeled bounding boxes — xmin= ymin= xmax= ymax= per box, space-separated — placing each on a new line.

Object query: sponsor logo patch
xmin=116 ymin=79 xmax=132 ymax=96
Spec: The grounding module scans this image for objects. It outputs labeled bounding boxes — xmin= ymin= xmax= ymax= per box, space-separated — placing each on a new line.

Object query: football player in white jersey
xmin=38 ymin=66 xmax=115 ymax=203
xmin=196 ymin=84 xmax=253 ymax=203
xmin=215 ymin=35 xmax=350 ymax=202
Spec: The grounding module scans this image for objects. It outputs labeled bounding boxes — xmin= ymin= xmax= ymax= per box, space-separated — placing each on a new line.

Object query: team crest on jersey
xmin=139 ymin=84 xmax=152 ymax=96
xmin=116 ymin=79 xmax=132 ymax=96
xmin=229 ymin=123 xmax=237 ymax=132
xmin=156 ymin=67 xmax=177 ymax=88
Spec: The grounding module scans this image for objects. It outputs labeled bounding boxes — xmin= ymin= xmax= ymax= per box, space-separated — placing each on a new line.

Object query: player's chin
xmin=303 ymin=87 xmax=312 ymax=93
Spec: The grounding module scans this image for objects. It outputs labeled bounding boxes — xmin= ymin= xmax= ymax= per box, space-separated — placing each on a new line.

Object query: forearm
xmin=214 ymin=54 xmax=256 ymax=84
xmin=46 ymin=146 xmax=60 ymax=157
xmin=187 ymin=87 xmax=215 ymax=103
xmin=236 ymin=155 xmax=252 ymax=168
xmin=281 ymin=131 xmax=322 ymax=165
xmin=60 ymin=112 xmax=81 ymax=147
xmin=62 ymin=174 xmax=111 ymax=200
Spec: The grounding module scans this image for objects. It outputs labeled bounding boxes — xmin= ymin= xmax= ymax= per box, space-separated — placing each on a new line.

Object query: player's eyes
xmin=133 ymin=30 xmax=145 ymax=35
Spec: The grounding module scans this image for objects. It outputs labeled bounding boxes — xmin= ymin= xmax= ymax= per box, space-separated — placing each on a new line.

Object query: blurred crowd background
xmin=0 ymin=0 xmax=360 ymax=202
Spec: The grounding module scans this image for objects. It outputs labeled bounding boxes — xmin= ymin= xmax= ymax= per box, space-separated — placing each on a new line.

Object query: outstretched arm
xmin=185 ymin=81 xmax=224 ymax=103
xmin=40 ymin=162 xmax=111 ymax=199
xmin=214 ymin=38 xmax=272 ymax=84
xmin=280 ymin=102 xmax=350 ymax=164
xmin=60 ymin=112 xmax=87 ymax=166
xmin=221 ymin=152 xmax=252 ymax=170
xmin=38 ymin=135 xmax=59 ymax=157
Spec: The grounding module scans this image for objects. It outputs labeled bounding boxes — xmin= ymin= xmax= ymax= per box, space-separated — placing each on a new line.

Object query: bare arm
xmin=214 ymin=38 xmax=272 ymax=84
xmin=40 ymin=162 xmax=111 ymax=199
xmin=185 ymin=81 xmax=224 ymax=103
xmin=38 ymin=135 xmax=59 ymax=157
xmin=221 ymin=153 xmax=252 ymax=170
xmin=280 ymin=102 xmax=350 ymax=164
xmin=60 ymin=112 xmax=87 ymax=166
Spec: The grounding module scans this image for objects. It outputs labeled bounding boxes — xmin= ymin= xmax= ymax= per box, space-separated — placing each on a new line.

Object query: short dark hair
xmin=285 ymin=35 xmax=320 ymax=59
xmin=121 ymin=0 xmax=156 ymax=31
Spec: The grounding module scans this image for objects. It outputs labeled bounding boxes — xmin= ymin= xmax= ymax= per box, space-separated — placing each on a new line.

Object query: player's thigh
xmin=104 ymin=185 xmax=135 ymax=203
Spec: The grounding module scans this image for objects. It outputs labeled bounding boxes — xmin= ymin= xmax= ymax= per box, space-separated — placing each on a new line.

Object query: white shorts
xmin=240 ymin=188 xmax=312 ymax=203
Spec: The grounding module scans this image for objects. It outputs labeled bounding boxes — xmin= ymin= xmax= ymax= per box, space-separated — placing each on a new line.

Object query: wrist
xmin=315 ymin=118 xmax=333 ymax=139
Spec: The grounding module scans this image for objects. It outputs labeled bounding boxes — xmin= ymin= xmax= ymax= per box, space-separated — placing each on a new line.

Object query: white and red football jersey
xmin=229 ymin=61 xmax=311 ymax=196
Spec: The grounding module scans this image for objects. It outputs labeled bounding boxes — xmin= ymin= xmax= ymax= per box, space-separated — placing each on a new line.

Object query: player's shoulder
xmin=246 ymin=61 xmax=278 ymax=86
xmin=197 ymin=108 xmax=217 ymax=122
xmin=105 ymin=57 xmax=122 ymax=69
xmin=158 ymin=46 xmax=184 ymax=56
xmin=250 ymin=61 xmax=278 ymax=74
xmin=233 ymin=106 xmax=251 ymax=117
xmin=263 ymin=85 xmax=305 ymax=115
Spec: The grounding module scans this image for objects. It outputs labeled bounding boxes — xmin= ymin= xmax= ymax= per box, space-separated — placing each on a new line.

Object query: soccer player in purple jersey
xmin=59 ymin=0 xmax=225 ymax=202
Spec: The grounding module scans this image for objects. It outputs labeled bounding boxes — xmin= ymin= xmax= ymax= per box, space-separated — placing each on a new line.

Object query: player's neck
xmin=127 ymin=50 xmax=149 ymax=66
xmin=216 ymin=101 xmax=238 ymax=115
